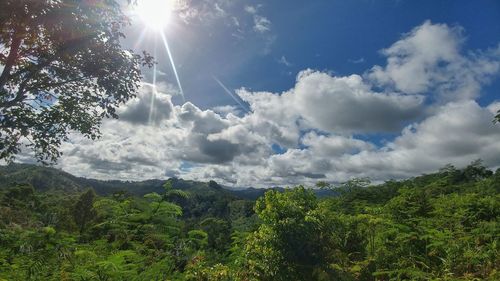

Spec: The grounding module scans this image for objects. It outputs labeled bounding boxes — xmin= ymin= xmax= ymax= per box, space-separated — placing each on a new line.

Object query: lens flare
xmin=212 ymin=75 xmax=250 ymax=114
xmin=148 ymin=42 xmax=158 ymax=125
xmin=136 ymin=0 xmax=172 ymax=31
xmin=160 ymin=32 xmax=185 ymax=102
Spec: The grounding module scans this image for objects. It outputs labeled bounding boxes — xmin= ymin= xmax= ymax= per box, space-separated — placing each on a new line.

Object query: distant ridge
xmin=0 ymin=163 xmax=335 ymax=199
xmin=0 ymin=163 xmax=85 ymax=193
xmin=0 ymin=163 xmax=228 ymax=197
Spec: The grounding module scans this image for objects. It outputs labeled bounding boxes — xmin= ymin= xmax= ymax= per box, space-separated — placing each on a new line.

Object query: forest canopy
xmin=0 ymin=161 xmax=498 ymax=280
xmin=0 ymin=2 xmax=499 ymax=281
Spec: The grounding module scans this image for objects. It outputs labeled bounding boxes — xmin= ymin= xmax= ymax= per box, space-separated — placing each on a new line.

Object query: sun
xmin=135 ymin=0 xmax=173 ymax=31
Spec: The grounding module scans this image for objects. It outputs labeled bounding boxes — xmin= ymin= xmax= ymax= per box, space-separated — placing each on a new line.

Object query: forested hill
xmin=0 ymin=163 xmax=335 ymax=199
xmin=0 ymin=163 xmax=221 ymax=196
xmin=0 ymin=161 xmax=499 ymax=280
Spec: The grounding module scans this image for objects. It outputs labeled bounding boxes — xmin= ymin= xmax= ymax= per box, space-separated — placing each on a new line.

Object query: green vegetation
xmin=0 ymin=161 xmax=499 ymax=280
xmin=0 ymin=0 xmax=152 ymax=162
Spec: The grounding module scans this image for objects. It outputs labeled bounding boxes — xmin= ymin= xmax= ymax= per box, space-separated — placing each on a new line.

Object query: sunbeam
xmin=133 ymin=29 xmax=148 ymax=51
xmin=212 ymin=75 xmax=250 ymax=114
xmin=160 ymin=32 xmax=185 ymax=102
xmin=148 ymin=40 xmax=158 ymax=125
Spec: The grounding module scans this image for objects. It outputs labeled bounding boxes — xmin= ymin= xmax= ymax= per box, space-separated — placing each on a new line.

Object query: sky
xmin=36 ymin=0 xmax=500 ymax=187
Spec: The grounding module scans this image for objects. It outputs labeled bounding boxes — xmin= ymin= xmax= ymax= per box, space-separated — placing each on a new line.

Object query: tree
xmin=0 ymin=0 xmax=153 ymax=162
xmin=462 ymin=159 xmax=492 ymax=182
xmin=73 ymin=189 xmax=97 ymax=236
xmin=244 ymin=187 xmax=335 ymax=280
xmin=200 ymin=217 xmax=231 ymax=253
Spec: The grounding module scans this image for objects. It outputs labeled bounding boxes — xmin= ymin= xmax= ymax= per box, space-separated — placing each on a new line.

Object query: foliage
xmin=0 ymin=161 xmax=499 ymax=280
xmin=73 ymin=189 xmax=97 ymax=236
xmin=0 ymin=0 xmax=153 ymax=162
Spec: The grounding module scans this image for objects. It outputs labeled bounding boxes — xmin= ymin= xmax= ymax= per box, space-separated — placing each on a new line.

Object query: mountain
xmin=0 ymin=163 xmax=85 ymax=193
xmin=0 ymin=163 xmax=226 ymax=197
xmin=0 ymin=163 xmax=335 ymax=199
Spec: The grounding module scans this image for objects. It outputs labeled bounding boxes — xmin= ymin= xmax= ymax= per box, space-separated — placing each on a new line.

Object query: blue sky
xmin=134 ymin=0 xmax=500 ymax=108
xmin=47 ymin=0 xmax=500 ymax=187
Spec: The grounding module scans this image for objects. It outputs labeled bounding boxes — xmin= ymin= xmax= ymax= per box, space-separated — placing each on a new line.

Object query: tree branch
xmin=0 ymin=29 xmax=23 ymax=89
xmin=26 ymin=75 xmax=96 ymax=92
xmin=0 ymin=34 xmax=96 ymax=109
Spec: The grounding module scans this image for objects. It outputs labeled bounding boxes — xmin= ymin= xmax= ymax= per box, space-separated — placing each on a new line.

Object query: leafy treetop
xmin=0 ymin=0 xmax=153 ymax=162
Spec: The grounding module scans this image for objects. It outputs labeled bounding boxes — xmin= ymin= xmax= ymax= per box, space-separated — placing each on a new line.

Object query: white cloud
xmin=291 ymin=70 xmax=425 ymax=133
xmin=212 ymin=105 xmax=241 ymax=116
xmin=278 ymin=55 xmax=292 ymax=67
xmin=53 ymin=97 xmax=500 ymax=187
xmin=58 ymin=120 xmax=181 ymax=180
xmin=238 ymin=70 xmax=425 ymax=134
xmin=367 ymin=20 xmax=500 ymax=101
xmin=247 ymin=100 xmax=500 ymax=186
xmin=301 ymin=131 xmax=374 ymax=156
xmin=336 ymin=101 xmax=500 ymax=181
xmin=243 ymin=4 xmax=272 ymax=33
xmin=231 ymin=16 xmax=240 ymax=27
xmin=244 ymin=5 xmax=257 ymax=14
xmin=117 ymin=83 xmax=173 ymax=126
xmin=176 ymin=0 xmax=234 ymax=26
xmin=349 ymin=57 xmax=365 ymax=64
xmin=253 ymin=15 xmax=271 ymax=33
xmin=22 ymin=21 xmax=498 ymax=188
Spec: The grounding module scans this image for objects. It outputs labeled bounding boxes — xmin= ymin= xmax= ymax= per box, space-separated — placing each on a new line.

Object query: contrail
xmin=212 ymin=75 xmax=250 ymax=113
xmin=160 ymin=32 xmax=185 ymax=102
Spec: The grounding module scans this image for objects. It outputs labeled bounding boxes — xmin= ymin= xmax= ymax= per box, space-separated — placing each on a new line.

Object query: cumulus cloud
xmin=58 ymin=120 xmax=180 ymax=180
xmin=55 ymin=85 xmax=272 ymax=180
xmin=38 ymin=21 xmax=500 ymax=188
xmin=291 ymin=71 xmax=425 ymax=133
xmin=243 ymin=100 xmax=500 ymax=186
xmin=238 ymin=70 xmax=425 ymax=134
xmin=301 ymin=132 xmax=374 ymax=156
xmin=336 ymin=101 xmax=500 ymax=181
xmin=367 ymin=20 xmax=500 ymax=101
xmin=212 ymin=105 xmax=241 ymax=116
xmin=117 ymin=83 xmax=173 ymax=126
